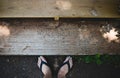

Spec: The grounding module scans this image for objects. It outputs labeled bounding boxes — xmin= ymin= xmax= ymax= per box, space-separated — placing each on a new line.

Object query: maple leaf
xmin=103 ymin=28 xmax=119 ymax=42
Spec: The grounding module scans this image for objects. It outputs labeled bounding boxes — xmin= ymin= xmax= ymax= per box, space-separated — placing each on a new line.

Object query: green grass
xmin=73 ymin=54 xmax=120 ymax=67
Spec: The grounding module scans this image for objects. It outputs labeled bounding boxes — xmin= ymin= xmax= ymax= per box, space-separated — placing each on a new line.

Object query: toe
xmin=64 ymin=56 xmax=71 ymax=63
xmin=37 ymin=57 xmax=42 ymax=68
xmin=40 ymin=56 xmax=47 ymax=63
xmin=69 ymin=57 xmax=73 ymax=68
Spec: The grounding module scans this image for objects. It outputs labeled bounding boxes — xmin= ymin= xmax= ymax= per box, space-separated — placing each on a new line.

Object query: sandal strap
xmin=40 ymin=59 xmax=49 ymax=72
xmin=61 ymin=60 xmax=71 ymax=71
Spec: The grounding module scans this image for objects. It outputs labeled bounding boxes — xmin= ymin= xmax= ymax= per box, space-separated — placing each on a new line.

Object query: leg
xmin=58 ymin=56 xmax=73 ymax=78
xmin=37 ymin=56 xmax=52 ymax=78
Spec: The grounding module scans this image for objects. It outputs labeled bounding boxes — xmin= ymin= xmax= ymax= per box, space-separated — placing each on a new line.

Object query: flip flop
xmin=59 ymin=56 xmax=73 ymax=73
xmin=38 ymin=56 xmax=49 ymax=74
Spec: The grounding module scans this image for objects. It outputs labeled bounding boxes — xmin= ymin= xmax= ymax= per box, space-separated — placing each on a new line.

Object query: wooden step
xmin=0 ymin=0 xmax=120 ymax=18
xmin=0 ymin=19 xmax=120 ymax=55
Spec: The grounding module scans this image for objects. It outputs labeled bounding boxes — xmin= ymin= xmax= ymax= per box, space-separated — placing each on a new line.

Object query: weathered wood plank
xmin=0 ymin=0 xmax=119 ymax=18
xmin=0 ymin=19 xmax=120 ymax=55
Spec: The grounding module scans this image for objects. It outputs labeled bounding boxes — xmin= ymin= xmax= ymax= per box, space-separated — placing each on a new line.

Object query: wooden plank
xmin=0 ymin=19 xmax=120 ymax=55
xmin=0 ymin=0 xmax=120 ymax=18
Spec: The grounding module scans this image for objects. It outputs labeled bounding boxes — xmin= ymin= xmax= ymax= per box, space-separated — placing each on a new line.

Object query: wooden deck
xmin=0 ymin=0 xmax=120 ymax=18
xmin=0 ymin=19 xmax=120 ymax=55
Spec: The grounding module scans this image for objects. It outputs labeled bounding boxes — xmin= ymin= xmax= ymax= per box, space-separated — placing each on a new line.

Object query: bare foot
xmin=58 ymin=56 xmax=73 ymax=78
xmin=37 ymin=56 xmax=52 ymax=78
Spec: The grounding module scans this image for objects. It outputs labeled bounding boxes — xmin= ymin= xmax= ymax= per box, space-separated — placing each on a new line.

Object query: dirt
xmin=0 ymin=56 xmax=120 ymax=78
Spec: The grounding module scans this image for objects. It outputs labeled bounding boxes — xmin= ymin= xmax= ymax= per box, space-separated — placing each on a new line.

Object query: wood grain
xmin=0 ymin=19 xmax=120 ymax=55
xmin=0 ymin=0 xmax=119 ymax=18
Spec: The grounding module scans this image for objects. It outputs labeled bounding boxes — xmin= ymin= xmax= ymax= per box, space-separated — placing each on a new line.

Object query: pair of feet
xmin=37 ymin=56 xmax=73 ymax=78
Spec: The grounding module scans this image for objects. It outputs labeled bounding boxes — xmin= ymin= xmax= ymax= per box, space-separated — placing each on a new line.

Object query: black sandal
xmin=39 ymin=57 xmax=49 ymax=74
xmin=59 ymin=56 xmax=73 ymax=74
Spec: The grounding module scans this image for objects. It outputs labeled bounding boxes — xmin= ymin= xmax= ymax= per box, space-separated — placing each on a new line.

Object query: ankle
xmin=58 ymin=73 xmax=66 ymax=78
xmin=44 ymin=73 xmax=52 ymax=78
